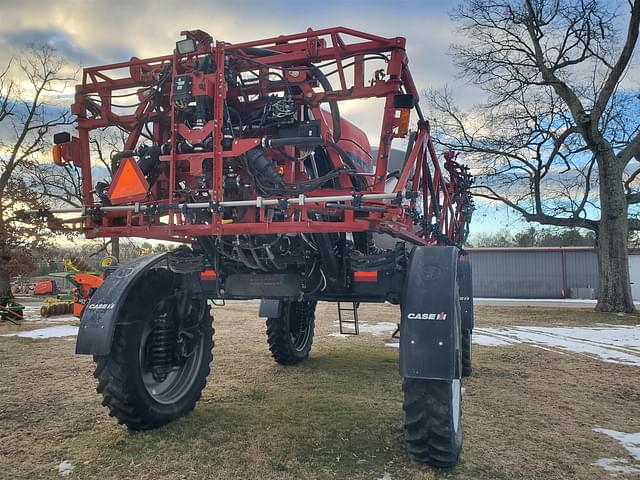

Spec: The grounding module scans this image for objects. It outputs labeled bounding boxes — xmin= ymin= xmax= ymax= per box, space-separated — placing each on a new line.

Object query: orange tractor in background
xmin=64 ymin=256 xmax=117 ymax=317
xmin=69 ymin=272 xmax=104 ymax=317
xmin=38 ymin=257 xmax=117 ymax=318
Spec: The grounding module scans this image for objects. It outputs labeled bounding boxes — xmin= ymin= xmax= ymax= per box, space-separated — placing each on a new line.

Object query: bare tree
xmin=0 ymin=45 xmax=76 ymax=292
xmin=430 ymin=0 xmax=640 ymax=312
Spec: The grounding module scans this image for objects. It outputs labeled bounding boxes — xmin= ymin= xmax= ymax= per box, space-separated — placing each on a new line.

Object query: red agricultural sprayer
xmin=26 ymin=27 xmax=475 ymax=467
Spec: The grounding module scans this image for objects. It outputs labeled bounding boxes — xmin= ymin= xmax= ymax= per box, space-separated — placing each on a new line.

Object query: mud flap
xmin=259 ymin=299 xmax=282 ymax=318
xmin=458 ymin=258 xmax=474 ymax=330
xmin=76 ymin=253 xmax=168 ymax=355
xmin=399 ymin=246 xmax=461 ymax=380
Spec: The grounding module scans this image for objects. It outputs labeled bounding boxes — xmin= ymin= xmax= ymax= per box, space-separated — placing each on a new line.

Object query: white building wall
xmin=629 ymin=253 xmax=640 ymax=301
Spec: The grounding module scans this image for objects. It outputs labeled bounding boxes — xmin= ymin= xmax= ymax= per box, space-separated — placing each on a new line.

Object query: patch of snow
xmin=594 ymin=428 xmax=640 ymax=461
xmin=57 ymin=460 xmax=75 ymax=476
xmin=376 ymin=473 xmax=392 ymax=480
xmin=473 ymin=325 xmax=640 ymax=366
xmin=35 ymin=316 xmax=77 ymax=324
xmin=1 ymin=325 xmax=79 ymax=339
xmin=472 ymin=332 xmax=516 ymax=347
xmin=329 ymin=321 xmax=397 ymax=338
xmin=475 ymin=297 xmax=598 ymax=304
xmin=358 ymin=322 xmax=397 ymax=335
xmin=593 ymin=457 xmax=640 ymax=474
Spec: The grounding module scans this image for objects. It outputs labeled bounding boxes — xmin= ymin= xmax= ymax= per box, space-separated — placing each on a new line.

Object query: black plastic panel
xmin=399 ymin=246 xmax=460 ymax=380
xmin=75 ymin=253 xmax=168 ymax=355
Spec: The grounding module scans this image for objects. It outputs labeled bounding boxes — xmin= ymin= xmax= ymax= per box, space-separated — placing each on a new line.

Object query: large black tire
xmin=403 ymin=378 xmax=463 ymax=467
xmin=266 ymin=300 xmax=315 ymax=365
xmin=93 ymin=269 xmax=214 ymax=430
xmin=462 ymin=328 xmax=472 ymax=377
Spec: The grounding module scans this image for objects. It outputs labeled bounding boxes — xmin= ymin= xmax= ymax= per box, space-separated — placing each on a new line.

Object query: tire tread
xmin=266 ymin=301 xmax=314 ymax=365
xmin=93 ymin=270 xmax=213 ymax=430
xmin=402 ymin=378 xmax=462 ymax=468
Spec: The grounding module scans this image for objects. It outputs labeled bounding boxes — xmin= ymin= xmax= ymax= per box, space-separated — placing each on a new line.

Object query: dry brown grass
xmin=474 ymin=303 xmax=640 ymax=327
xmin=0 ymin=301 xmax=638 ymax=479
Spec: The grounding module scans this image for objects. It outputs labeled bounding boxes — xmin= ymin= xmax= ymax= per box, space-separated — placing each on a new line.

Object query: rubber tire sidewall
xmin=95 ymin=270 xmax=213 ymax=429
xmin=266 ymin=300 xmax=315 ymax=365
xmin=462 ymin=328 xmax=472 ymax=377
xmin=403 ymin=377 xmax=463 ymax=468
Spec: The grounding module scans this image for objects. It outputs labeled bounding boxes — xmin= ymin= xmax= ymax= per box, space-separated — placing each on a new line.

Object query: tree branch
xmin=592 ymin=1 xmax=640 ymax=124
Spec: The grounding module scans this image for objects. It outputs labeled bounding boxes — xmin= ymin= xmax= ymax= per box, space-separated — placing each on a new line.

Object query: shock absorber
xmin=150 ymin=314 xmax=177 ymax=382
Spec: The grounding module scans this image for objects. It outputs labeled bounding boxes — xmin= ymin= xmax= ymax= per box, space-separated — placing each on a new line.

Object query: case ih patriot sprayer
xmin=33 ymin=28 xmax=475 ymax=467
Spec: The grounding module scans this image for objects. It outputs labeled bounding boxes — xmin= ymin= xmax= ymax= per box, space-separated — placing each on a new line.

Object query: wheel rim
xmin=452 ymin=379 xmax=461 ymax=433
xmin=139 ymin=303 xmax=206 ymax=405
xmin=289 ymin=303 xmax=312 ymax=352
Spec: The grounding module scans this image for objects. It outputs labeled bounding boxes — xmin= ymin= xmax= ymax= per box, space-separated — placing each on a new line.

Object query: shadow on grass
xmin=72 ymin=346 xmax=434 ymax=479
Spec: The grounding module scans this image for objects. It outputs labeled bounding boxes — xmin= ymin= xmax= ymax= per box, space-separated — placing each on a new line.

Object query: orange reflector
xmin=354 ymin=271 xmax=378 ymax=282
xmin=107 ymin=157 xmax=149 ymax=203
xmin=52 ymin=144 xmax=65 ymax=166
xmin=200 ymin=269 xmax=217 ymax=281
xmin=398 ymin=108 xmax=410 ymax=136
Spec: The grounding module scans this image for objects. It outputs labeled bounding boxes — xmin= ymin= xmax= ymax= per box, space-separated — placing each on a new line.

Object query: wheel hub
xmin=139 ymin=298 xmax=207 ymax=404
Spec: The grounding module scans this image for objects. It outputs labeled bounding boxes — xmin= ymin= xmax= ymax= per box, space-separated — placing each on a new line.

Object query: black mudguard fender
xmin=399 ymin=246 xmax=461 ymax=380
xmin=258 ymin=299 xmax=282 ymax=318
xmin=458 ymin=258 xmax=474 ymax=330
xmin=76 ymin=253 xmax=168 ymax=355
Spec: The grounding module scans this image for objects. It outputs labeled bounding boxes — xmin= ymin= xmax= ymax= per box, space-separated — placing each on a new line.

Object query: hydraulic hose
xmin=306 ymin=65 xmax=341 ymax=142
xmin=233 ymin=46 xmax=342 ymax=142
xmin=111 ymin=150 xmax=136 ymax=162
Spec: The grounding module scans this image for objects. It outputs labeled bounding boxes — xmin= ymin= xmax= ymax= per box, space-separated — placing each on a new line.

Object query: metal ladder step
xmin=338 ymin=301 xmax=359 ymax=335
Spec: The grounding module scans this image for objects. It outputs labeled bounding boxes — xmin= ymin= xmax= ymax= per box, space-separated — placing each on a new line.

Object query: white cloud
xmin=0 ymin=0 xmax=462 ymax=141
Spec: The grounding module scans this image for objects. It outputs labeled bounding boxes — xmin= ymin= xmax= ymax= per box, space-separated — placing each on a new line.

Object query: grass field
xmin=1 ymin=302 xmax=639 ymax=479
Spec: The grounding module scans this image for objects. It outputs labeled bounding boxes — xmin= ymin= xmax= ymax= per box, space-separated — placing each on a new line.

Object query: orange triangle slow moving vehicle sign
xmin=107 ymin=157 xmax=149 ymax=204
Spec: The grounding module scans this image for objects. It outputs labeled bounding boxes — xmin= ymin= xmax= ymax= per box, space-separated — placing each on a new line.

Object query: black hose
xmin=111 ymin=150 xmax=136 ymax=162
xmin=415 ymin=103 xmax=425 ymax=123
xmin=232 ymin=46 xmax=342 ymax=142
xmin=314 ymin=232 xmax=341 ymax=286
xmin=326 ymin=203 xmax=386 ymax=213
xmin=245 ymin=148 xmax=284 ymax=188
xmin=306 ymin=65 xmax=341 ymax=142
xmin=325 ymin=142 xmax=368 ymax=191
xmin=238 ymin=47 xmax=278 ymax=57
xmin=265 ymin=136 xmax=323 ymax=147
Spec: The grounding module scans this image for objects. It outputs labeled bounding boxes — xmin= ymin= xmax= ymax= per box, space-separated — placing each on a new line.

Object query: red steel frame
xmin=58 ymin=27 xmax=469 ymax=245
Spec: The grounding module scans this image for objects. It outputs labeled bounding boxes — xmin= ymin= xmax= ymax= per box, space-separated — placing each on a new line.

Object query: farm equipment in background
xmin=68 ymin=271 xmax=104 ymax=317
xmin=0 ymin=297 xmax=24 ymax=323
xmin=22 ymin=27 xmax=475 ymax=467
xmin=39 ymin=298 xmax=74 ymax=317
xmin=33 ymin=279 xmax=56 ymax=296
xmin=63 ymin=256 xmax=112 ymax=318
xmin=39 ymin=256 xmax=113 ymax=318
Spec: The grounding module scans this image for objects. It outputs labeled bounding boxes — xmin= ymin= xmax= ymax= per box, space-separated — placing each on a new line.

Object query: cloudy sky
xmin=0 ymin=0 xmax=461 ymax=87
xmin=0 ymin=0 xmax=526 ymax=235
xmin=0 ymin=0 xmax=472 ymax=134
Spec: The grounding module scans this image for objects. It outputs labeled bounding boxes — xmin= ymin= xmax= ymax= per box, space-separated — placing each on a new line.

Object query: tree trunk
xmin=0 ymin=266 xmax=11 ymax=299
xmin=0 ymin=204 xmax=11 ymax=298
xmin=111 ymin=237 xmax=120 ymax=261
xmin=596 ymin=156 xmax=635 ymax=312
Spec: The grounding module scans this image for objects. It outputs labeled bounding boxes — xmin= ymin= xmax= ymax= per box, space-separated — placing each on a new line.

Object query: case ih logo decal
xmin=87 ymin=303 xmax=115 ymax=310
xmin=407 ymin=312 xmax=447 ymax=320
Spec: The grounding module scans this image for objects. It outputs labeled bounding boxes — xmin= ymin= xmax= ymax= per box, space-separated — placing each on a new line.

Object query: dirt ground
xmin=1 ymin=301 xmax=639 ymax=479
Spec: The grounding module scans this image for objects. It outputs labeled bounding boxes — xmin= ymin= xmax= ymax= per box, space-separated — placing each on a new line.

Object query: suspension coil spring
xmin=150 ymin=315 xmax=177 ymax=382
